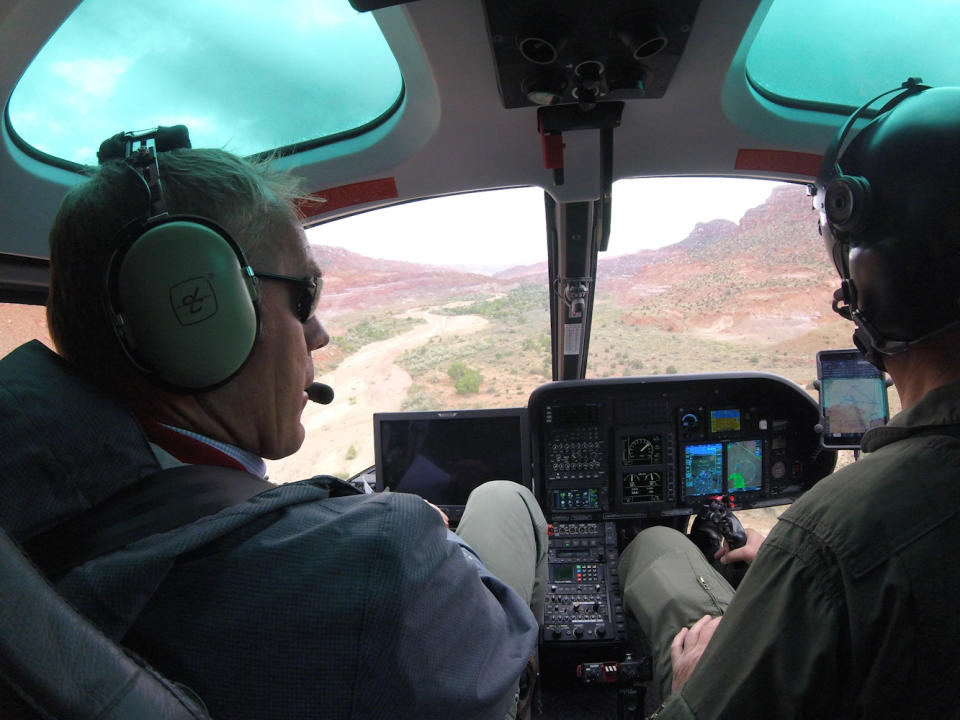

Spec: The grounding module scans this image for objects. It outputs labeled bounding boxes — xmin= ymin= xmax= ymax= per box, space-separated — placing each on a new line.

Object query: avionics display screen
xmin=684 ymin=443 xmax=724 ymax=497
xmin=710 ymin=408 xmax=741 ymax=433
xmin=552 ymin=488 xmax=600 ymax=511
xmin=553 ymin=565 xmax=574 ymax=582
xmin=374 ymin=408 xmax=531 ymax=505
xmin=726 ymin=439 xmax=763 ymax=493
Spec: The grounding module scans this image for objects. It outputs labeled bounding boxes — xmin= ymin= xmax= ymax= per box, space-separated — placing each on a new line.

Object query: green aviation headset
xmin=100 ymin=126 xmax=261 ymax=391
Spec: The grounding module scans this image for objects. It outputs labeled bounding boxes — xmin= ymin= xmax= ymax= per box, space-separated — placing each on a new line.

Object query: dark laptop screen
xmin=373 ymin=408 xmax=531 ymax=507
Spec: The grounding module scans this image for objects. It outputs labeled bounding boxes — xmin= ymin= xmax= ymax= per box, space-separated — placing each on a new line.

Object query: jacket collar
xmin=861 ymin=379 xmax=960 ymax=452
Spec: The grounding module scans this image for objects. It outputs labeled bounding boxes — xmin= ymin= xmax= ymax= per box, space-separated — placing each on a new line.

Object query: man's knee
xmin=458 ymin=481 xmax=547 ymax=613
xmin=468 ymin=479 xmax=537 ymax=508
xmin=619 ymin=525 xmax=691 ymax=577
xmin=465 ymin=482 xmax=545 ymax=534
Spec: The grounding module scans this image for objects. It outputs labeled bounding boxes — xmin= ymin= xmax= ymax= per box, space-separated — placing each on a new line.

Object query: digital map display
xmin=726 ymin=439 xmax=762 ymax=493
xmin=822 ymin=377 xmax=888 ymax=435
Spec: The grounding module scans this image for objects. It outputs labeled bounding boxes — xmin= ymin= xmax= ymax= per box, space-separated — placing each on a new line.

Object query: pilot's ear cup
xmin=113 ymin=220 xmax=259 ymax=389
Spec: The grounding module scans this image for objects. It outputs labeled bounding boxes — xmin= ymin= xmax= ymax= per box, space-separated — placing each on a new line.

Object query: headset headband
xmin=817 ymin=77 xmax=930 ymax=192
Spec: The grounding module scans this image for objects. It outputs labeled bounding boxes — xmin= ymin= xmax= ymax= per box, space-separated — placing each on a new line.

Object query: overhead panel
xmin=482 ymin=0 xmax=703 ymax=110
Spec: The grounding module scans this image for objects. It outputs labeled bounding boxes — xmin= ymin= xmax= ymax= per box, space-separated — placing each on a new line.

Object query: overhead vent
xmin=482 ymin=0 xmax=702 ymax=109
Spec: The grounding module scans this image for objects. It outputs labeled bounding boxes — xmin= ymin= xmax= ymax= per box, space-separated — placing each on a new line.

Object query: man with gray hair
xmin=0 ymin=128 xmax=546 ymax=720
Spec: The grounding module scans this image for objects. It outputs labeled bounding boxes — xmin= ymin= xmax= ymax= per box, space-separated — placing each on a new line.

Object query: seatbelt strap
xmin=22 ymin=465 xmax=273 ymax=579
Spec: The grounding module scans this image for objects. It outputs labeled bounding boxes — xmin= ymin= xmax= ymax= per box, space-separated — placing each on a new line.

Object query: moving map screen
xmin=727 ymin=439 xmax=763 ymax=493
xmin=821 ymin=377 xmax=888 ymax=434
xmin=818 ymin=349 xmax=889 ymax=448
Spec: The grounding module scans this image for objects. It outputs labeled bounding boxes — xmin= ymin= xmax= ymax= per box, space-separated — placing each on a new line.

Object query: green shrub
xmin=448 ymin=361 xmax=468 ymax=381
xmin=455 ymin=367 xmax=483 ymax=394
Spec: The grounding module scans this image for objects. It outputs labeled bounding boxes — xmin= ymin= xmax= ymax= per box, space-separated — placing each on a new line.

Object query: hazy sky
xmin=307 ymin=178 xmax=787 ymax=273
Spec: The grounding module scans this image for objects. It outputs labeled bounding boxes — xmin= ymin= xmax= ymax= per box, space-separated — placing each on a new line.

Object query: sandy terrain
xmin=265 ymin=310 xmax=488 ymax=484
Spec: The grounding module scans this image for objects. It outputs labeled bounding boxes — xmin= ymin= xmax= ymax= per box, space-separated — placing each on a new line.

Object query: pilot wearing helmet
xmin=619 ymin=81 xmax=960 ymax=718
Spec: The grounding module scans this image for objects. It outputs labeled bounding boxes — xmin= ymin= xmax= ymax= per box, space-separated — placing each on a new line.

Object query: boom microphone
xmin=306 ymin=382 xmax=335 ymax=405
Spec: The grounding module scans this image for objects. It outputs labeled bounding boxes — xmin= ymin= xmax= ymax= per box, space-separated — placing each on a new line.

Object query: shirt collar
xmin=140 ymin=419 xmax=267 ymax=478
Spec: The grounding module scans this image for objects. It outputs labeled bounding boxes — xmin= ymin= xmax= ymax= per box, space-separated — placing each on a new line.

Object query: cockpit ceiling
xmin=481 ymin=0 xmax=702 ymax=109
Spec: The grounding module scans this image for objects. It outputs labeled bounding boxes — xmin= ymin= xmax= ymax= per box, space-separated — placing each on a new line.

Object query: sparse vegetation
xmin=448 ymin=361 xmax=483 ymax=394
xmin=334 ymin=315 xmax=425 ymax=354
xmin=402 ymin=384 xmax=439 ymax=411
xmin=438 ymin=284 xmax=547 ymax=320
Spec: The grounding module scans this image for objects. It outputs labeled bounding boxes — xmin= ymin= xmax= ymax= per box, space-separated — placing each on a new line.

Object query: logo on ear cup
xmin=171 ymin=277 xmax=218 ymax=324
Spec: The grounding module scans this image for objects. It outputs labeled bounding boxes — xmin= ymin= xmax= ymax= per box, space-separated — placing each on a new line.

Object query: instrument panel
xmin=530 ymin=372 xmax=836 ymax=520
xmin=530 ymin=372 xmax=836 ymax=647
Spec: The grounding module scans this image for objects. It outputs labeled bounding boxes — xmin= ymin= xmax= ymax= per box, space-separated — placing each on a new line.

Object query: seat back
xmin=0 ymin=526 xmax=211 ymax=720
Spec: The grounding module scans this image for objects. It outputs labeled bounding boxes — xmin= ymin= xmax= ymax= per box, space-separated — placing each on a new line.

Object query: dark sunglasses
xmin=254 ymin=272 xmax=321 ymax=323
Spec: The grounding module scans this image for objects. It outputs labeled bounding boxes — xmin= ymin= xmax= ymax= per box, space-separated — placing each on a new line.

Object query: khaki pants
xmin=455 ymin=481 xmax=548 ymax=720
xmin=456 ymin=480 xmax=548 ymax=624
xmin=618 ymin=526 xmax=735 ymax=699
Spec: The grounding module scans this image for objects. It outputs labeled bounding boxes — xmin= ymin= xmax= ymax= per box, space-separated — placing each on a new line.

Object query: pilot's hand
xmin=424 ymin=500 xmax=450 ymax=528
xmin=715 ymin=527 xmax=765 ymax=565
xmin=670 ymin=614 xmax=722 ymax=693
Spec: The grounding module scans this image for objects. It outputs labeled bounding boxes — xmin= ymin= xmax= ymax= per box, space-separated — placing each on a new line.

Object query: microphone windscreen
xmin=306 ymin=382 xmax=334 ymax=405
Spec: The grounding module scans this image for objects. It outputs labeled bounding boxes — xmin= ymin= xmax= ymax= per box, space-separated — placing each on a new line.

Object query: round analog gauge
xmin=623 ymin=435 xmax=662 ymax=465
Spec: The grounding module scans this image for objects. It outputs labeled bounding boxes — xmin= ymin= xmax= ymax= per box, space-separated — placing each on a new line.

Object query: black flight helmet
xmin=816 ymin=80 xmax=960 ymax=367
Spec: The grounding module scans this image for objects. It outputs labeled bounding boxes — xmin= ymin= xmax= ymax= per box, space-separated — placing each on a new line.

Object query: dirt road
xmin=265 ymin=310 xmax=487 ymax=484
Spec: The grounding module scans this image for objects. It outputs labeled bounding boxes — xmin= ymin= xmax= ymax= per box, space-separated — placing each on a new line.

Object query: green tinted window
xmin=8 ymin=0 xmax=402 ymax=165
xmin=746 ymin=0 xmax=960 ymax=110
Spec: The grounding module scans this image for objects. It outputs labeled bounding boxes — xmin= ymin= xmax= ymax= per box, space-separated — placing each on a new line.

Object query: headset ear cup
xmin=825 ymin=175 xmax=872 ymax=234
xmin=111 ymin=218 xmax=259 ymax=390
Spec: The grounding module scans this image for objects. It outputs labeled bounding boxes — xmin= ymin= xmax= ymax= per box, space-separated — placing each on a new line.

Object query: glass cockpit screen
xmin=684 ymin=443 xmax=724 ymax=497
xmin=684 ymin=440 xmax=763 ymax=498
xmin=710 ymin=408 xmax=741 ymax=433
xmin=726 ymin=439 xmax=763 ymax=493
